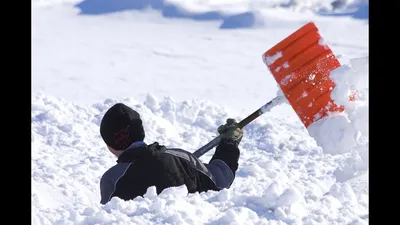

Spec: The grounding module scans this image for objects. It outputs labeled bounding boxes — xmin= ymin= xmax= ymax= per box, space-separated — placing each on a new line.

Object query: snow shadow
xmin=316 ymin=1 xmax=368 ymax=19
xmin=74 ymin=0 xmax=367 ymax=30
xmin=74 ymin=0 xmax=260 ymax=29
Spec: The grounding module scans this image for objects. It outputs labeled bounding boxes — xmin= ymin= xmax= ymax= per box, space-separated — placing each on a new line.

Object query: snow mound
xmin=32 ymin=91 xmax=368 ymax=224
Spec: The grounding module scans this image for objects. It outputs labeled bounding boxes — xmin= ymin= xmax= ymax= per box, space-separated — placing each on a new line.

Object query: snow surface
xmin=32 ymin=0 xmax=368 ymax=224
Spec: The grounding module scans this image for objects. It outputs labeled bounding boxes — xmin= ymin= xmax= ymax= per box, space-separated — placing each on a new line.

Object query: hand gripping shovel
xmin=193 ymin=96 xmax=285 ymax=158
xmin=194 ymin=22 xmax=344 ymax=158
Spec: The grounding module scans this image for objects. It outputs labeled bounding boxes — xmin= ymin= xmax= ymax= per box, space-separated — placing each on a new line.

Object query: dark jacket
xmin=100 ymin=139 xmax=240 ymax=204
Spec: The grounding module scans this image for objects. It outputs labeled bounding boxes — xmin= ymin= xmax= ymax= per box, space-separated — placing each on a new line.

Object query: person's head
xmin=100 ymin=103 xmax=145 ymax=157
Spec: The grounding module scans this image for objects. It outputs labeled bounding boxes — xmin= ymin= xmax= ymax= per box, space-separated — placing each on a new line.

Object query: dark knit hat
xmin=100 ymin=103 xmax=145 ymax=150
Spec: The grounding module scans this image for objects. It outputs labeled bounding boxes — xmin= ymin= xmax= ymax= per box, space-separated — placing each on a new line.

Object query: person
xmin=99 ymin=103 xmax=243 ymax=204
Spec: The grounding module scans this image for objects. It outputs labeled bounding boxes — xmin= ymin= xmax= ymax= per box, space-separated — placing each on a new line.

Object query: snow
xmin=307 ymin=56 xmax=368 ymax=181
xmin=259 ymin=95 xmax=285 ymax=114
xmin=282 ymin=62 xmax=290 ymax=69
xmin=280 ymin=74 xmax=294 ymax=86
xmin=32 ymin=0 xmax=368 ymax=224
xmin=264 ymin=51 xmax=283 ymax=66
xmin=318 ymin=38 xmax=329 ymax=50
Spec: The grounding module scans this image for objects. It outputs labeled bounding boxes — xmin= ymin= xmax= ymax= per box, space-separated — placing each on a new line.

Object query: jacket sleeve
xmin=161 ymin=148 xmax=229 ymax=192
xmin=209 ymin=138 xmax=240 ymax=174
xmin=99 ymin=163 xmax=135 ymax=205
xmin=161 ymin=143 xmax=240 ymax=193
xmin=100 ymin=175 xmax=113 ymax=205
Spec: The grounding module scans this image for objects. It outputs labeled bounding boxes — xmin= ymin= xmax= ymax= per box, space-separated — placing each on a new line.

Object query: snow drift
xmin=307 ymin=56 xmax=368 ymax=182
xmin=33 ymin=0 xmax=368 ymax=29
xmin=32 ymin=56 xmax=368 ymax=224
xmin=32 ymin=0 xmax=368 ymax=223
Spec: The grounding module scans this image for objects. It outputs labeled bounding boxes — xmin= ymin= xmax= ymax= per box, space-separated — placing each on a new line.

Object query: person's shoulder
xmin=100 ymin=164 xmax=116 ymax=185
xmin=162 ymin=147 xmax=197 ymax=162
xmin=148 ymin=142 xmax=197 ymax=163
xmin=147 ymin=142 xmax=167 ymax=151
xmin=100 ymin=162 xmax=134 ymax=183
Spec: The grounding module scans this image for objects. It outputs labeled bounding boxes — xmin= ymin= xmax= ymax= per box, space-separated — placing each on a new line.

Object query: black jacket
xmin=100 ymin=139 xmax=240 ymax=204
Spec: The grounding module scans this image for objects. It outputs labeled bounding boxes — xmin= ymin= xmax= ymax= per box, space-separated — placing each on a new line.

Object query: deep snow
xmin=32 ymin=0 xmax=368 ymax=224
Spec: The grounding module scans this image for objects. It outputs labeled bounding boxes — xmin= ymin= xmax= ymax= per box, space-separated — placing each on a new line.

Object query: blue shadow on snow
xmin=75 ymin=0 xmax=225 ymax=21
xmin=315 ymin=1 xmax=368 ymax=19
xmin=219 ymin=12 xmax=257 ymax=29
xmin=74 ymin=0 xmax=258 ymax=29
xmin=74 ymin=0 xmax=368 ymax=30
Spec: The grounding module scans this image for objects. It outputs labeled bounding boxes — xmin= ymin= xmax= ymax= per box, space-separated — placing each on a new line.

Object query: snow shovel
xmin=193 ymin=22 xmax=343 ymax=158
xmin=263 ymin=21 xmax=344 ymax=128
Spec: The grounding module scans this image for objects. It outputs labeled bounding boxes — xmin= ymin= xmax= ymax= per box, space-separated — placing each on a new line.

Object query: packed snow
xmin=32 ymin=0 xmax=368 ymax=224
xmin=307 ymin=56 xmax=368 ymax=183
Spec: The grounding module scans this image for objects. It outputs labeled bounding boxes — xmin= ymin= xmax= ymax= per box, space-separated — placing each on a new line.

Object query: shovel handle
xmin=193 ymin=95 xmax=285 ymax=158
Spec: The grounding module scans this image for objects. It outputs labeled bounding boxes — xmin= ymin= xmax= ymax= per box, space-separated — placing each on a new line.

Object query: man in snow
xmin=99 ymin=103 xmax=243 ymax=204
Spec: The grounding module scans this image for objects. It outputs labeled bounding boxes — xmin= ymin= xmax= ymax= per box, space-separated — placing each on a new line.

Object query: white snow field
xmin=32 ymin=0 xmax=368 ymax=224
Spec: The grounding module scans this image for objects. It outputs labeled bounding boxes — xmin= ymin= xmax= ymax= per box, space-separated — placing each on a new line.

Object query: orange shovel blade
xmin=263 ymin=22 xmax=343 ymax=127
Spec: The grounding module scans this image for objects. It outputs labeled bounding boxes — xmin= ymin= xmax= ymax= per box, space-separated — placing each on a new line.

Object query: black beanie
xmin=100 ymin=103 xmax=145 ymax=150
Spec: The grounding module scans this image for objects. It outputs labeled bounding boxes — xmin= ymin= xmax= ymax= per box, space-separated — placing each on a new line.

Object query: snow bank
xmin=33 ymin=0 xmax=83 ymax=8
xmin=32 ymin=91 xmax=368 ymax=225
xmin=33 ymin=0 xmax=368 ymax=29
xmin=307 ymin=56 xmax=368 ymax=182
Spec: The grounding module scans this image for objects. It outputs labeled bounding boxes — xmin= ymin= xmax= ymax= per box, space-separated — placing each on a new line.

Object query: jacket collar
xmin=117 ymin=141 xmax=164 ymax=163
xmin=125 ymin=141 xmax=147 ymax=149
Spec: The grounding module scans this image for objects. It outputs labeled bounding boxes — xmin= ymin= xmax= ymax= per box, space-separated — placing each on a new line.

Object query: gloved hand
xmin=217 ymin=118 xmax=243 ymax=145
